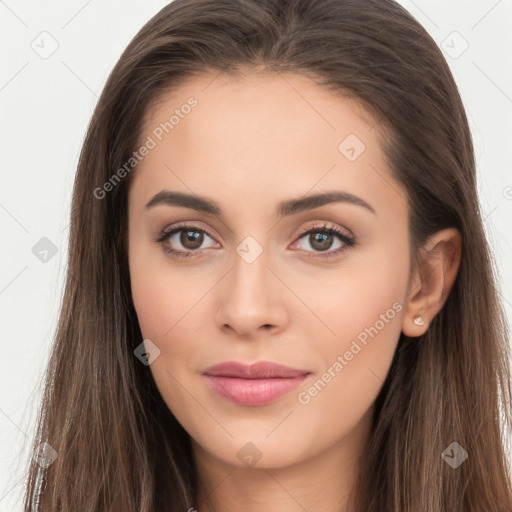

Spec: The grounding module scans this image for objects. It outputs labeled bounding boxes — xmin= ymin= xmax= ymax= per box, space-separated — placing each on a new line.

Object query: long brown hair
xmin=24 ymin=0 xmax=512 ymax=510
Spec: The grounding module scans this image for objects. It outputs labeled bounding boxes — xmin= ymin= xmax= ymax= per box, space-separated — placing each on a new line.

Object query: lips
xmin=203 ymin=360 xmax=310 ymax=379
xmin=202 ymin=361 xmax=311 ymax=406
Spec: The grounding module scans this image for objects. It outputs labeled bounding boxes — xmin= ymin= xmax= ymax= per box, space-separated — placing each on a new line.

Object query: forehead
xmin=129 ymin=70 xmax=406 ymax=223
xmin=141 ymin=69 xmax=376 ymax=142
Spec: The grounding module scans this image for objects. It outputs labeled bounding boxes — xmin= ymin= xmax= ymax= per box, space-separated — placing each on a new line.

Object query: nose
xmin=215 ymin=247 xmax=288 ymax=338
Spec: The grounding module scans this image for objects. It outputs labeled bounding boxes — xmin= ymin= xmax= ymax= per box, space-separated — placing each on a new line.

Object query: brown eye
xmin=179 ymin=229 xmax=204 ymax=250
xmin=292 ymin=224 xmax=357 ymax=258
xmin=306 ymin=232 xmax=335 ymax=252
xmin=156 ymin=224 xmax=218 ymax=258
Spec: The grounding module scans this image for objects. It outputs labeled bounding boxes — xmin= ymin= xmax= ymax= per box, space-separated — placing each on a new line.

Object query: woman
xmin=24 ymin=0 xmax=512 ymax=510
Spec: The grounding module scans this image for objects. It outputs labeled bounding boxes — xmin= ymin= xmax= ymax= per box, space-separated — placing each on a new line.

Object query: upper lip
xmin=203 ymin=361 xmax=311 ymax=379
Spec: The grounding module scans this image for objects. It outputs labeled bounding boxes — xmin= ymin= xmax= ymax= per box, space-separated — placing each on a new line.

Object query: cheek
xmin=129 ymin=251 xmax=218 ymax=392
xmin=292 ymin=246 xmax=406 ymax=344
xmin=129 ymin=260 xmax=206 ymax=417
xmin=129 ymin=245 xmax=201 ymax=342
xmin=293 ymin=246 xmax=407 ymax=406
xmin=293 ymin=291 xmax=403 ymax=452
xmin=131 ymin=272 xmax=174 ymax=342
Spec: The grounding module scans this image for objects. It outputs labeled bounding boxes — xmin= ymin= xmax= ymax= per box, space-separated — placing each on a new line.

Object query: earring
xmin=413 ymin=314 xmax=424 ymax=326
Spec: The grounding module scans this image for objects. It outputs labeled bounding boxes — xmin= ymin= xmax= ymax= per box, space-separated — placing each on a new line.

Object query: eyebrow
xmin=145 ymin=189 xmax=376 ymax=217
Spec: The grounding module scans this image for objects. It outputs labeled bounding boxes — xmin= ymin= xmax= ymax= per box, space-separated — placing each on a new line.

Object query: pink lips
xmin=203 ymin=361 xmax=311 ymax=406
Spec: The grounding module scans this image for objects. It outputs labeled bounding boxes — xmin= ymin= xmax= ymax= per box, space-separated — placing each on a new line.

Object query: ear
xmin=401 ymin=228 xmax=462 ymax=337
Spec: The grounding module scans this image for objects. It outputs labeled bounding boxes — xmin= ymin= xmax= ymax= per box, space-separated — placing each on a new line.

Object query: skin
xmin=127 ymin=69 xmax=461 ymax=512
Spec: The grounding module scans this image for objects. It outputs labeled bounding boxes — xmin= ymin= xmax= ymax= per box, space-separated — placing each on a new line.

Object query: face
xmin=127 ymin=70 xmax=411 ymax=470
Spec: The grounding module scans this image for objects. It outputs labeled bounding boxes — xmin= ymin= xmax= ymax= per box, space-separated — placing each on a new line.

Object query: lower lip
xmin=204 ymin=374 xmax=309 ymax=406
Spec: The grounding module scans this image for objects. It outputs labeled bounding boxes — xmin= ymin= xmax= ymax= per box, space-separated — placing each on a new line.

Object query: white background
xmin=1 ymin=1 xmax=511 ymax=510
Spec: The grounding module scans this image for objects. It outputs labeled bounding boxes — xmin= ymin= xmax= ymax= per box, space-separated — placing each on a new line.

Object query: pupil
xmin=181 ymin=230 xmax=203 ymax=249
xmin=311 ymin=232 xmax=332 ymax=251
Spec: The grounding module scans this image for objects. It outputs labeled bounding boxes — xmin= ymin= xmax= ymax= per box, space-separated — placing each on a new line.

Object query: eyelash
xmin=154 ymin=221 xmax=357 ymax=260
